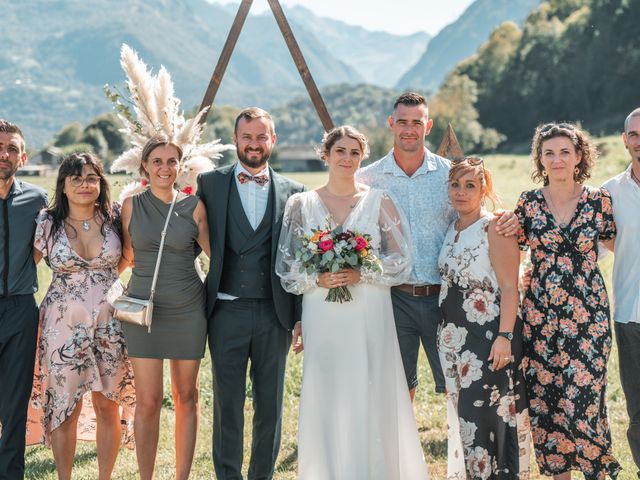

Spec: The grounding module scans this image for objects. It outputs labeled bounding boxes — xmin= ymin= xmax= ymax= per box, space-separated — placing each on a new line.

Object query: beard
xmin=237 ymin=146 xmax=270 ymax=169
xmin=0 ymin=163 xmax=19 ymax=181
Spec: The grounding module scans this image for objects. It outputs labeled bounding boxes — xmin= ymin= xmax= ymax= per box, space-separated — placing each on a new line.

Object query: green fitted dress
xmin=123 ymin=189 xmax=206 ymax=359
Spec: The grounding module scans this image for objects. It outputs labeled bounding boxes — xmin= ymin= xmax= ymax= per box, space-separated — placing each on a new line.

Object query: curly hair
xmin=530 ymin=122 xmax=598 ymax=186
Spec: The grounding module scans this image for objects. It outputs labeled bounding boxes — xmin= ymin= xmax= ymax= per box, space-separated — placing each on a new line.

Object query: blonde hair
xmin=448 ymin=157 xmax=501 ymax=209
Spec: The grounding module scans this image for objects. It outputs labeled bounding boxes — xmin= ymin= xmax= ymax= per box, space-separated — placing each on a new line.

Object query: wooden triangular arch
xmin=436 ymin=123 xmax=465 ymax=161
xmin=197 ymin=0 xmax=334 ymax=131
xmin=197 ymin=0 xmax=464 ymax=158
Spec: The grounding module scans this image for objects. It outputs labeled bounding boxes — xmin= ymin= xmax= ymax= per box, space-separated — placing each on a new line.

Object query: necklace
xmin=68 ymin=212 xmax=98 ymax=232
xmin=546 ymin=184 xmax=579 ymax=228
xmin=323 ymin=186 xmax=359 ymax=208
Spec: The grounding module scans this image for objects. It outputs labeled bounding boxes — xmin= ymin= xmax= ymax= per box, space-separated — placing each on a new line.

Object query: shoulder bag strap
xmin=148 ymin=191 xmax=178 ymax=301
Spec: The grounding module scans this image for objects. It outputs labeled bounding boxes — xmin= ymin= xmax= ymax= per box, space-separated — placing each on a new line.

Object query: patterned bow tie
xmin=238 ymin=171 xmax=269 ymax=186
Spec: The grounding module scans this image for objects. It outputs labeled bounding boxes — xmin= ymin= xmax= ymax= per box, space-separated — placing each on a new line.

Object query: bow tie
xmin=238 ymin=171 xmax=269 ymax=186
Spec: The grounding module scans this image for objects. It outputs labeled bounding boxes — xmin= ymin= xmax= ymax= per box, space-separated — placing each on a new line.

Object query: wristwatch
xmin=497 ymin=331 xmax=513 ymax=341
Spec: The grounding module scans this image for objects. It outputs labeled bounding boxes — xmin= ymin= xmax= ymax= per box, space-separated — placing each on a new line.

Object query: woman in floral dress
xmin=27 ymin=153 xmax=135 ymax=480
xmin=438 ymin=157 xmax=531 ymax=479
xmin=515 ymin=123 xmax=619 ymax=479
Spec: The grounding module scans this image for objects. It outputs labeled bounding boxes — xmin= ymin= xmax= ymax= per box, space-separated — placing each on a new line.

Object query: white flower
xmin=439 ymin=281 xmax=449 ymax=306
xmin=308 ymin=243 xmax=318 ymax=252
xmin=458 ymin=350 xmax=483 ymax=388
xmin=459 ymin=418 xmax=477 ymax=447
xmin=462 ymin=289 xmax=499 ymax=325
xmin=438 ymin=323 xmax=467 ymax=354
xmin=496 ymin=394 xmax=517 ymax=427
xmin=466 ymin=446 xmax=492 ymax=480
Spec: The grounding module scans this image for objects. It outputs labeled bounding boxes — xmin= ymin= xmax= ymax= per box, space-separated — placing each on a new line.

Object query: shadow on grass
xmin=422 ymin=437 xmax=447 ymax=460
xmin=25 ymin=448 xmax=97 ymax=478
xmin=276 ymin=444 xmax=298 ymax=473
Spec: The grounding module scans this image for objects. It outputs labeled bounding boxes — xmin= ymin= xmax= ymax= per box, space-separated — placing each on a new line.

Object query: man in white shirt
xmin=603 ymin=107 xmax=640 ymax=476
xmin=197 ymin=108 xmax=305 ymax=480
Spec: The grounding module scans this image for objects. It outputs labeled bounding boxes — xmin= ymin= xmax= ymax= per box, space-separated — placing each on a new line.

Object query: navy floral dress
xmin=515 ymin=186 xmax=620 ymax=479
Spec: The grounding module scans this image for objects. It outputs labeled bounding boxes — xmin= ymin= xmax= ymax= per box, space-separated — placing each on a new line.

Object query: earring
xmin=574 ymin=167 xmax=580 ymax=175
xmin=481 ymin=198 xmax=485 ymax=207
xmin=542 ymin=170 xmax=548 ymax=177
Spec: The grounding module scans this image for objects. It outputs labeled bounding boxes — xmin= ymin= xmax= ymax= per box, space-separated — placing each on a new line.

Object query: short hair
xmin=316 ymin=125 xmax=370 ymax=161
xmin=448 ymin=157 xmax=501 ymax=209
xmin=139 ymin=137 xmax=183 ymax=179
xmin=624 ymin=107 xmax=640 ymax=132
xmin=234 ymin=107 xmax=275 ymax=136
xmin=0 ymin=119 xmax=25 ymax=151
xmin=393 ymin=92 xmax=428 ymax=111
xmin=530 ymin=122 xmax=597 ymax=186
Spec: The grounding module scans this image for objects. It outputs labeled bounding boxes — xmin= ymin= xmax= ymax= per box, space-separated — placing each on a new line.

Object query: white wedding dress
xmin=276 ymin=188 xmax=429 ymax=480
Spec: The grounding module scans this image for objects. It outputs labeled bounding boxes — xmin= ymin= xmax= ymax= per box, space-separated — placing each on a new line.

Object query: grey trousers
xmin=391 ymin=288 xmax=445 ymax=393
xmin=209 ymin=298 xmax=290 ymax=480
xmin=0 ymin=295 xmax=38 ymax=480
xmin=615 ymin=321 xmax=640 ymax=477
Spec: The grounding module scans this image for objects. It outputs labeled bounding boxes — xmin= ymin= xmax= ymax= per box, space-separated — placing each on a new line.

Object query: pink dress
xmin=26 ymin=210 xmax=135 ymax=446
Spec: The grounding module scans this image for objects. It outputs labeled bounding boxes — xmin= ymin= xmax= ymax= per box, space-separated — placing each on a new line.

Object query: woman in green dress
xmin=120 ymin=137 xmax=210 ymax=480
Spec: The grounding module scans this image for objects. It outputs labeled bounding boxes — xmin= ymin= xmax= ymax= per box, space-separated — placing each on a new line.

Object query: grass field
xmin=22 ymin=137 xmax=637 ymax=479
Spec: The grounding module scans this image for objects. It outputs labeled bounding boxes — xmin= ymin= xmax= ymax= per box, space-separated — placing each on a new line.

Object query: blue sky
xmin=206 ymin=0 xmax=476 ymax=36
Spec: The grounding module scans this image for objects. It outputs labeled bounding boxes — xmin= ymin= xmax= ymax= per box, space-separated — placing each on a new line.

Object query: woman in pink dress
xmin=27 ymin=153 xmax=135 ymax=480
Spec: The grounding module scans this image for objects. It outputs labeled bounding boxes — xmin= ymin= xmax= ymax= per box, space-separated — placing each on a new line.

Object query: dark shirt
xmin=0 ymin=179 xmax=47 ymax=296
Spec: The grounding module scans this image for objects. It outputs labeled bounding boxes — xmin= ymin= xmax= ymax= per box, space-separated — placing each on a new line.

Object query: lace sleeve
xmin=275 ymin=193 xmax=319 ymax=295
xmin=360 ymin=191 xmax=413 ymax=286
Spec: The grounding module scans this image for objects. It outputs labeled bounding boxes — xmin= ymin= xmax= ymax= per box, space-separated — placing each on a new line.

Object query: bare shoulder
xmin=488 ymin=216 xmax=517 ymax=247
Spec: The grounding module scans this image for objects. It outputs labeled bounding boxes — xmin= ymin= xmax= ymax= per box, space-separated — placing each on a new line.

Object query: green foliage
xmin=53 ymin=123 xmax=84 ymax=147
xmin=81 ymin=127 xmax=110 ymax=160
xmin=57 ymin=142 xmax=98 ymax=157
xmin=447 ymin=0 xmax=640 ymax=143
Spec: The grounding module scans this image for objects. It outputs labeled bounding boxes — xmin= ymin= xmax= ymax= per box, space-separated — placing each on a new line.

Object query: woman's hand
xmin=292 ymin=321 xmax=304 ymax=354
xmin=317 ymin=269 xmax=361 ymax=288
xmin=488 ymin=336 xmax=512 ymax=371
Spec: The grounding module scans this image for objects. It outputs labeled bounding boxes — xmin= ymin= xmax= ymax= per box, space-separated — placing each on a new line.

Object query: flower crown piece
xmin=107 ymin=43 xmax=235 ymax=201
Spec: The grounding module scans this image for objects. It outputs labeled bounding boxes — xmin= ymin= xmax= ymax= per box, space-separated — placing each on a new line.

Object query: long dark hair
xmin=47 ymin=152 xmax=120 ymax=243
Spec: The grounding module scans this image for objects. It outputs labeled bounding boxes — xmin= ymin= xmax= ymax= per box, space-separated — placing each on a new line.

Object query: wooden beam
xmin=266 ymin=0 xmax=335 ymax=132
xmin=198 ymin=0 xmax=254 ymax=125
xmin=436 ymin=123 xmax=465 ymax=161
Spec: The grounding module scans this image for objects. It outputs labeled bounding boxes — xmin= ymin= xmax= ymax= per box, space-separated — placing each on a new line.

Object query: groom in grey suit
xmin=197 ymin=107 xmax=304 ymax=480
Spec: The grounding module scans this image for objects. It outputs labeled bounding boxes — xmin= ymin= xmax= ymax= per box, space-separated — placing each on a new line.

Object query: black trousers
xmin=0 ymin=295 xmax=38 ymax=480
xmin=209 ymin=298 xmax=290 ymax=480
xmin=615 ymin=321 xmax=640 ymax=477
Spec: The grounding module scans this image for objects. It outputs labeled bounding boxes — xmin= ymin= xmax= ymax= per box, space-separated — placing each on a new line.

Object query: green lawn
xmin=23 ymin=137 xmax=637 ymax=479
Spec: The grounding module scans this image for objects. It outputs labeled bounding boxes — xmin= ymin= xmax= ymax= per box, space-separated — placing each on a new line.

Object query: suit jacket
xmin=197 ymin=164 xmax=305 ymax=331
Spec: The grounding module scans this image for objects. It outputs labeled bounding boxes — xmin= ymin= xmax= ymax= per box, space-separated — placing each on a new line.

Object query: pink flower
xmin=354 ymin=236 xmax=368 ymax=252
xmin=318 ymin=239 xmax=334 ymax=252
xmin=182 ymin=186 xmax=193 ymax=195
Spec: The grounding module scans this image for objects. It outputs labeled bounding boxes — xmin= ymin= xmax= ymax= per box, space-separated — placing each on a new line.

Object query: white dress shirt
xmin=602 ymin=164 xmax=640 ymax=324
xmin=235 ymin=163 xmax=270 ymax=230
xmin=217 ymin=163 xmax=271 ymax=301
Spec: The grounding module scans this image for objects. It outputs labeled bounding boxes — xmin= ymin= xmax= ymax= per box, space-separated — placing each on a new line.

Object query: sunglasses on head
xmin=453 ymin=157 xmax=484 ymax=167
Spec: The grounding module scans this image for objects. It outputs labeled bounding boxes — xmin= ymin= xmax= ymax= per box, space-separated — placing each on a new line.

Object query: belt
xmin=393 ymin=284 xmax=441 ymax=297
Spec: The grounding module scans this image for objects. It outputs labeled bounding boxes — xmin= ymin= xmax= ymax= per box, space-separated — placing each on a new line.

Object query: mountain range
xmin=2 ymin=0 xmax=541 ymax=147
xmin=396 ymin=0 xmax=540 ymax=91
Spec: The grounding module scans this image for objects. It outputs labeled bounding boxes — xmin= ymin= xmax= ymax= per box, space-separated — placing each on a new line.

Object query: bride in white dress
xmin=276 ymin=126 xmax=429 ymax=480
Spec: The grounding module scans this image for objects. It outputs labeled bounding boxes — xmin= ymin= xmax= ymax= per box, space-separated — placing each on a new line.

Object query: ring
xmin=503 ymin=357 xmax=510 ymax=360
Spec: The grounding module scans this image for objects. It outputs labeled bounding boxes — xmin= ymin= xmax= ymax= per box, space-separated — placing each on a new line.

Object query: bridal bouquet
xmin=296 ymin=223 xmax=381 ymax=303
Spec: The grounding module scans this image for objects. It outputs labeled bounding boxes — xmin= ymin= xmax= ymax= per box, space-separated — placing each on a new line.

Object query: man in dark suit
xmin=197 ymin=108 xmax=304 ymax=480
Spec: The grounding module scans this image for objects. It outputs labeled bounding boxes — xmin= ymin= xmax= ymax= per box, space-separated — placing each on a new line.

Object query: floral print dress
xmin=515 ymin=187 xmax=620 ymax=479
xmin=26 ymin=210 xmax=135 ymax=447
xmin=438 ymin=215 xmax=531 ymax=480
